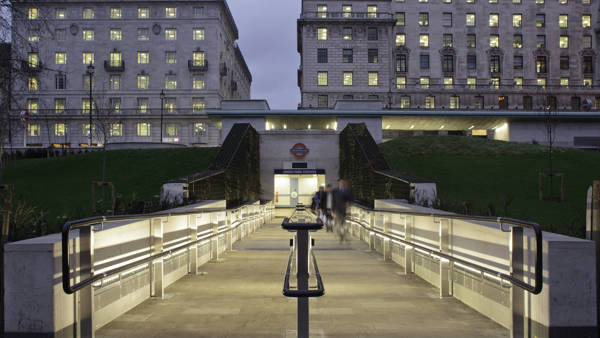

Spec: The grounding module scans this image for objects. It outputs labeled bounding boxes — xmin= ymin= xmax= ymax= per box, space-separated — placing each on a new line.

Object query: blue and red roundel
xmin=290 ymin=143 xmax=309 ymax=159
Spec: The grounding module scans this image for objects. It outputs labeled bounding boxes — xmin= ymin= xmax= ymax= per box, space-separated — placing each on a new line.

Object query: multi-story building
xmin=298 ymin=0 xmax=600 ymax=110
xmin=10 ymin=0 xmax=251 ymax=148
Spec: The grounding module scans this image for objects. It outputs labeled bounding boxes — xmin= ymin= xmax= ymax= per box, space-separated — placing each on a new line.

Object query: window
xmin=55 ymin=29 xmax=66 ymax=41
xmin=400 ymin=96 xmax=411 ymax=108
xmin=396 ymin=54 xmax=407 ymax=72
xmin=537 ymin=35 xmax=546 ymax=48
xmin=110 ymin=8 xmax=121 ymax=19
xmin=490 ymin=55 xmax=501 ymax=73
xmin=514 ymin=55 xmax=523 ymax=70
xmin=165 ymin=75 xmax=177 ymax=89
xmin=55 ymin=73 xmax=66 ymax=89
xmin=491 ymin=77 xmax=500 ymax=89
xmin=83 ymin=8 xmax=94 ymax=19
xmin=137 ymin=98 xmax=149 ymax=113
xmin=166 ymin=124 xmax=178 ymax=137
xmin=559 ymin=0 xmax=567 ymax=3
xmin=584 ymin=78 xmax=593 ymax=87
xmin=367 ymin=5 xmax=377 ymax=18
xmin=396 ymin=76 xmax=406 ymax=89
xmin=537 ymin=78 xmax=546 ymax=89
xmin=192 ymin=52 xmax=205 ymax=66
xmin=54 ymin=123 xmax=67 ymax=136
xmin=450 ymin=96 xmax=460 ymax=109
xmin=193 ymin=28 xmax=205 ymax=40
xmin=165 ymin=7 xmax=177 ymax=18
xmin=27 ymin=98 xmax=38 ymax=114
xmin=193 ymin=7 xmax=205 ymax=17
xmin=342 ymin=27 xmax=352 ymax=40
xmin=396 ymin=12 xmax=405 ymax=26
xmin=583 ymin=0 xmax=591 ymax=4
xmin=536 ymin=56 xmax=547 ymax=73
xmin=467 ymin=77 xmax=477 ymax=89
xmin=536 ymin=0 xmax=544 ymax=4
xmin=56 ymin=8 xmax=66 ymax=19
xmin=490 ymin=0 xmax=498 ymax=3
xmin=490 ymin=35 xmax=499 ymax=48
xmin=28 ymin=52 xmax=38 ymax=68
xmin=110 ymin=29 xmax=122 ymax=41
xmin=443 ymin=13 xmax=452 ymax=27
xmin=583 ymin=56 xmax=593 ymax=73
xmin=109 ymin=51 xmax=121 ymax=66
xmin=513 ymin=35 xmax=522 ymax=48
xmin=192 ymin=97 xmax=206 ymax=113
xmin=137 ymin=123 xmax=151 ymax=136
xmin=419 ymin=13 xmax=429 ymax=26
xmin=317 ymin=95 xmax=328 ymax=108
xmin=27 ymin=124 xmax=40 ymax=137
xmin=110 ymin=75 xmax=121 ymax=90
xmin=343 ymin=72 xmax=353 ymax=86
xmin=193 ymin=75 xmax=205 ymax=89
xmin=396 ymin=34 xmax=405 ymax=47
xmin=560 ymin=56 xmax=569 ymax=70
xmin=466 ymin=0 xmax=474 ymax=3
xmin=110 ymin=123 xmax=123 ymax=136
xmin=83 ymin=29 xmax=94 ymax=41
xmin=27 ymin=8 xmax=38 ymax=20
xmin=419 ymin=34 xmax=429 ymax=47
xmin=559 ymin=15 xmax=568 ymax=28
xmin=559 ymin=36 xmax=568 ymax=48
xmin=467 ymin=34 xmax=476 ymax=48
xmin=342 ymin=49 xmax=353 ymax=63
xmin=536 ymin=14 xmax=545 ymax=28
xmin=474 ymin=96 xmax=484 ymax=109
xmin=28 ymin=29 xmax=39 ymax=42
xmin=420 ymin=54 xmax=430 ymax=69
xmin=420 ymin=77 xmax=430 ymax=89
xmin=165 ymin=51 xmax=176 ymax=64
xmin=467 ymin=54 xmax=477 ymax=69
xmin=137 ymin=74 xmax=149 ymax=89
xmin=81 ymin=99 xmax=94 ymax=114
xmin=138 ymin=8 xmax=149 ymax=19
xmin=342 ymin=5 xmax=352 ymax=18
xmin=137 ymin=51 xmax=149 ymax=64
xmin=560 ymin=77 xmax=569 ymax=87
xmin=138 ymin=28 xmax=149 ymax=40
xmin=82 ymin=52 xmax=94 ymax=65
xmin=55 ymin=52 xmax=67 ymax=64
xmin=109 ymin=98 xmax=121 ymax=112
xmin=583 ymin=35 xmax=592 ymax=48
xmin=28 ymin=77 xmax=38 ymax=91
xmin=443 ymin=34 xmax=453 ymax=47
xmin=444 ymin=77 xmax=453 ymax=89
xmin=317 ymin=72 xmax=328 ymax=86
xmin=317 ymin=28 xmax=327 ymax=40
xmin=513 ymin=14 xmax=522 ymax=28
xmin=83 ymin=74 xmax=94 ymax=90
xmin=425 ymin=96 xmax=435 ymax=109
xmin=368 ymin=28 xmax=378 ymax=41
xmin=164 ymin=98 xmax=176 ymax=112
xmin=442 ymin=55 xmax=454 ymax=72
xmin=55 ymin=98 xmax=65 ymax=113
xmin=489 ymin=14 xmax=499 ymax=27
xmin=514 ymin=77 xmax=523 ymax=89
xmin=368 ymin=49 xmax=378 ymax=63
xmin=317 ymin=49 xmax=328 ymax=63
xmin=194 ymin=122 xmax=206 ymax=135
xmin=582 ymin=15 xmax=591 ymax=28
xmin=368 ymin=72 xmax=378 ymax=86
xmin=466 ymin=14 xmax=475 ymax=26
xmin=165 ymin=29 xmax=177 ymax=40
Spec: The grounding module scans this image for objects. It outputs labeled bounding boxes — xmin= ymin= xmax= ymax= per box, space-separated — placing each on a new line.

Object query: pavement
xmin=97 ymin=220 xmax=508 ymax=338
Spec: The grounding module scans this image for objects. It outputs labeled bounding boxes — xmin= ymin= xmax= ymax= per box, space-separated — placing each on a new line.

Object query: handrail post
xmin=383 ymin=213 xmax=391 ymax=261
xmin=150 ymin=218 xmax=164 ymax=299
xmin=188 ymin=215 xmax=198 ymax=275
xmin=404 ymin=215 xmax=414 ymax=274
xmin=227 ymin=211 xmax=233 ymax=251
xmin=297 ymin=229 xmax=310 ymax=338
xmin=79 ymin=226 xmax=95 ymax=338
xmin=510 ymin=226 xmax=525 ymax=338
xmin=439 ymin=218 xmax=452 ymax=298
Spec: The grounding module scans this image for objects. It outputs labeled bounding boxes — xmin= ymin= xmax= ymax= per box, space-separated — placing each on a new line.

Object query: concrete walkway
xmin=97 ymin=221 xmax=507 ymax=338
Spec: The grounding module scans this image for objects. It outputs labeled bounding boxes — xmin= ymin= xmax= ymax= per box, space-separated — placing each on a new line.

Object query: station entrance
xmin=273 ymin=170 xmax=325 ymax=207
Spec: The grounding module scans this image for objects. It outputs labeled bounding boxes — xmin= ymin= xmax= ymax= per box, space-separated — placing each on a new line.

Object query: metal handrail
xmin=62 ymin=202 xmax=271 ymax=294
xmin=350 ymin=203 xmax=543 ymax=294
xmin=283 ymin=250 xmax=324 ymax=298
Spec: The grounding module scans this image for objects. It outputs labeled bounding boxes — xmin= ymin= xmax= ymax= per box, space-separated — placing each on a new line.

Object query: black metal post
xmin=160 ymin=90 xmax=165 ymax=143
xmin=296 ymin=230 xmax=309 ymax=338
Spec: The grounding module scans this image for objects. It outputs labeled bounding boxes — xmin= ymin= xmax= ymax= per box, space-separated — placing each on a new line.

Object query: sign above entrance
xmin=290 ymin=143 xmax=309 ymax=159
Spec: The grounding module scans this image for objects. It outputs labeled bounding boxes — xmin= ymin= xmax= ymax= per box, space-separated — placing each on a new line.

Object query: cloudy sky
xmin=227 ymin=0 xmax=300 ymax=109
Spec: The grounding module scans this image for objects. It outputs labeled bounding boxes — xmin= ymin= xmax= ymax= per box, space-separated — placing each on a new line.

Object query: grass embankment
xmin=379 ymin=136 xmax=600 ymax=238
xmin=4 ymin=148 xmax=218 ymax=238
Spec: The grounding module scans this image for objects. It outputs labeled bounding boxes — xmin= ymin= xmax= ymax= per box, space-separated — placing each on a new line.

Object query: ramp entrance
xmin=274 ymin=170 xmax=325 ymax=207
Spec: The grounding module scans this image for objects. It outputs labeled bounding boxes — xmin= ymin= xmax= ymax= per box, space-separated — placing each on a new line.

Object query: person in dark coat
xmin=319 ymin=184 xmax=334 ymax=232
xmin=332 ymin=179 xmax=353 ymax=241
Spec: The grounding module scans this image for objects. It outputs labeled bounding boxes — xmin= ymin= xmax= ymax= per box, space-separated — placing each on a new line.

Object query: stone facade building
xmin=298 ymin=0 xmax=600 ymax=110
xmin=9 ymin=0 xmax=251 ymax=148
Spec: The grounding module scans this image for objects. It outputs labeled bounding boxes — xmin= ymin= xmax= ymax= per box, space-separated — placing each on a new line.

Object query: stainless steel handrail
xmin=62 ymin=202 xmax=271 ymax=294
xmin=283 ymin=250 xmax=324 ymax=298
xmin=351 ymin=203 xmax=543 ymax=294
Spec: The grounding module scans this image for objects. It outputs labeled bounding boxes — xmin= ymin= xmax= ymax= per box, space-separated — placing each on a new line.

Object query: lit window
xmin=28 ymin=30 xmax=39 ymax=42
xmin=466 ymin=0 xmax=474 ymax=3
xmin=367 ymin=5 xmax=377 ymax=18
xmin=27 ymin=98 xmax=39 ymax=114
xmin=584 ymin=78 xmax=593 ymax=87
xmin=559 ymin=0 xmax=567 ymax=3
xmin=490 ymin=35 xmax=499 ymax=48
xmin=583 ymin=0 xmax=590 ymax=4
xmin=28 ymin=53 xmax=39 ymax=67
xmin=559 ymin=36 xmax=568 ymax=48
xmin=110 ymin=29 xmax=122 ymax=41
xmin=110 ymin=8 xmax=121 ymax=19
xmin=513 ymin=34 xmax=522 ymax=48
xmin=419 ymin=13 xmax=429 ymax=26
xmin=55 ymin=52 xmax=67 ymax=64
xmin=489 ymin=14 xmax=499 ymax=27
xmin=110 ymin=123 xmax=123 ymax=136
xmin=425 ymin=96 xmax=435 ymax=109
xmin=193 ymin=28 xmax=205 ymax=40
xmin=138 ymin=8 xmax=149 ymax=19
xmin=164 ymin=98 xmax=176 ymax=112
xmin=559 ymin=15 xmax=568 ymax=28
xmin=537 ymin=35 xmax=546 ymax=48
xmin=368 ymin=49 xmax=378 ymax=63
xmin=317 ymin=5 xmax=327 ymax=18
xmin=137 ymin=51 xmax=149 ymax=64
xmin=537 ymin=78 xmax=546 ymax=88
xmin=109 ymin=98 xmax=121 ymax=112
xmin=396 ymin=33 xmax=405 ymax=46
xmin=83 ymin=29 xmax=94 ymax=41
xmin=165 ymin=51 xmax=177 ymax=64
xmin=317 ymin=72 xmax=328 ymax=86
xmin=137 ymin=98 xmax=149 ymax=113
xmin=82 ymin=8 xmax=94 ymax=19
xmin=443 ymin=34 xmax=453 ymax=47
xmin=165 ymin=29 xmax=177 ymax=40
xmin=420 ymin=77 xmax=429 ymax=89
xmin=490 ymin=55 xmax=501 ymax=73
xmin=491 ymin=77 xmax=500 ymax=89
xmin=166 ymin=124 xmax=178 ymax=137
xmin=109 ymin=52 xmax=121 ymax=66
xmin=419 ymin=34 xmax=429 ymax=47
xmin=342 ymin=5 xmax=352 ymax=18
xmin=82 ymin=52 xmax=94 ymax=65
xmin=165 ymin=8 xmax=177 ymax=18
xmin=368 ymin=72 xmax=378 ymax=86
xmin=194 ymin=122 xmax=206 ymax=135
xmin=560 ymin=78 xmax=569 ymax=87
xmin=83 ymin=75 xmax=94 ymax=90
xmin=137 ymin=75 xmax=149 ymax=89
xmin=193 ymin=75 xmax=205 ymax=89
xmin=192 ymin=52 xmax=205 ymax=66
xmin=467 ymin=77 xmax=477 ymax=89
xmin=28 ymin=77 xmax=38 ymax=91
xmin=81 ymin=99 xmax=94 ymax=114
xmin=536 ymin=14 xmax=545 ymax=28
xmin=536 ymin=56 xmax=547 ymax=73
xmin=513 ymin=14 xmax=522 ymax=27
xmin=450 ymin=96 xmax=460 ymax=109
xmin=536 ymin=0 xmax=544 ymax=3
xmin=192 ymin=98 xmax=205 ymax=113
xmin=28 ymin=8 xmax=39 ymax=19
xmin=444 ymin=77 xmax=453 ymax=89
xmin=396 ymin=12 xmax=405 ymax=26
xmin=466 ymin=14 xmax=475 ymax=26
xmin=400 ymin=96 xmax=410 ymax=108
xmin=138 ymin=28 xmax=149 ymax=40
xmin=54 ymin=98 xmax=65 ymax=113
xmin=317 ymin=28 xmax=327 ymax=40
xmin=342 ymin=49 xmax=353 ymax=63
xmin=165 ymin=75 xmax=177 ymax=89
xmin=137 ymin=123 xmax=151 ymax=136
xmin=110 ymin=75 xmax=121 ymax=90
xmin=467 ymin=34 xmax=476 ymax=48
xmin=342 ymin=27 xmax=352 ymax=40
xmin=582 ymin=15 xmax=591 ymax=28
xmin=514 ymin=77 xmax=523 ymax=89
xmin=27 ymin=124 xmax=40 ymax=137
xmin=396 ymin=76 xmax=406 ymax=89
xmin=55 ymin=8 xmax=66 ymax=19
xmin=54 ymin=123 xmax=67 ymax=136
xmin=343 ymin=72 xmax=353 ymax=86
xmin=514 ymin=0 xmax=521 ymax=3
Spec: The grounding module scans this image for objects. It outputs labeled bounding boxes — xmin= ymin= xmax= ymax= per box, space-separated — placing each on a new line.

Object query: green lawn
xmin=4 ymin=148 xmax=218 ymax=238
xmin=379 ymin=136 xmax=600 ymax=238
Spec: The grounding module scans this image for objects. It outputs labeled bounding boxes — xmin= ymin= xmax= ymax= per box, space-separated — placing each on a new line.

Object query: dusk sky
xmin=227 ymin=0 xmax=301 ymax=109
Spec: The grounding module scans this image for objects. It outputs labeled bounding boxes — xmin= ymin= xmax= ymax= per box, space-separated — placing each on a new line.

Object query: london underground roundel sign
xmin=290 ymin=143 xmax=309 ymax=159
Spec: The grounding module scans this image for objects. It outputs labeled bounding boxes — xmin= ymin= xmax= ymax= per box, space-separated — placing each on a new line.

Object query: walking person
xmin=332 ymin=179 xmax=352 ymax=242
xmin=319 ymin=184 xmax=334 ymax=232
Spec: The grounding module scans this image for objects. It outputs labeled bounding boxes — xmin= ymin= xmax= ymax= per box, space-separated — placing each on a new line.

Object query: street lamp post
xmin=160 ymin=89 xmax=165 ymax=143
xmin=86 ymin=62 xmax=95 ymax=147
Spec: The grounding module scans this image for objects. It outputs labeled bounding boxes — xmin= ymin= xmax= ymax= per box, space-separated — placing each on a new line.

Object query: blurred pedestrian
xmin=332 ymin=179 xmax=352 ymax=242
xmin=319 ymin=184 xmax=334 ymax=232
